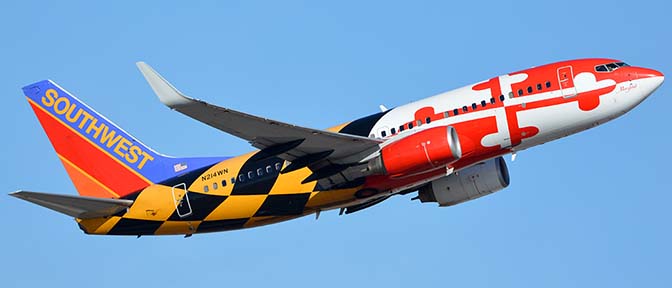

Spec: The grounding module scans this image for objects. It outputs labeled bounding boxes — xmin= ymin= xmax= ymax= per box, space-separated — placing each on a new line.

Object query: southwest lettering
xmin=78 ymin=110 xmax=94 ymax=129
xmin=100 ymin=127 xmax=121 ymax=148
xmin=41 ymin=88 xmax=156 ymax=170
xmin=86 ymin=118 xmax=105 ymax=138
xmin=65 ymin=102 xmax=82 ymax=123
xmin=126 ymin=145 xmax=141 ymax=164
xmin=53 ymin=97 xmax=70 ymax=115
xmin=42 ymin=89 xmax=57 ymax=107
xmin=137 ymin=152 xmax=154 ymax=169
xmin=113 ymin=137 xmax=131 ymax=158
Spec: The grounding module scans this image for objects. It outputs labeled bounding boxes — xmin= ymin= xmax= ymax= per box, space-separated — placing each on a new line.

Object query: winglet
xmin=136 ymin=62 xmax=193 ymax=107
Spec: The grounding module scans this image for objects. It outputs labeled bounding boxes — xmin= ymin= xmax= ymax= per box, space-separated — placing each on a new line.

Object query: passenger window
xmin=222 ymin=179 xmax=227 ymax=187
xmin=213 ymin=182 xmax=218 ymax=190
xmin=238 ymin=174 xmax=245 ymax=182
xmin=481 ymin=100 xmax=486 ymax=107
xmin=257 ymin=168 xmax=263 ymax=176
xmin=471 ymin=103 xmax=477 ymax=110
xmin=275 ymin=162 xmax=282 ymax=171
xmin=500 ymin=95 xmax=506 ymax=101
xmin=545 ymin=81 xmax=551 ymax=88
xmin=231 ymin=177 xmax=236 ymax=184
xmin=381 ymin=131 xmax=387 ymax=137
xmin=408 ymin=122 xmax=414 ymax=129
xmin=490 ymin=97 xmax=495 ymax=104
xmin=537 ymin=83 xmax=542 ymax=91
xmin=443 ymin=111 xmax=449 ymax=118
xmin=416 ymin=120 xmax=422 ymax=126
xmin=399 ymin=125 xmax=405 ymax=132
xmin=453 ymin=108 xmax=459 ymax=115
xmin=527 ymin=86 xmax=533 ymax=93
xmin=248 ymin=171 xmax=254 ymax=179
xmin=462 ymin=106 xmax=468 ymax=112
xmin=518 ymin=89 xmax=523 ymax=96
xmin=391 ymin=127 xmax=396 ymax=134
xmin=204 ymin=185 xmax=209 ymax=192
xmin=266 ymin=165 xmax=273 ymax=174
xmin=425 ymin=117 xmax=431 ymax=124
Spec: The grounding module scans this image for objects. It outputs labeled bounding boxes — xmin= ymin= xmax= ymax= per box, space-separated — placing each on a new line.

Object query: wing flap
xmin=10 ymin=191 xmax=133 ymax=219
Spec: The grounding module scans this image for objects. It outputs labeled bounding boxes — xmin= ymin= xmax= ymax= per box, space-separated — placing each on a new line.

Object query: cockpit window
xmin=595 ymin=65 xmax=608 ymax=72
xmin=606 ymin=63 xmax=619 ymax=71
xmin=594 ymin=62 xmax=629 ymax=73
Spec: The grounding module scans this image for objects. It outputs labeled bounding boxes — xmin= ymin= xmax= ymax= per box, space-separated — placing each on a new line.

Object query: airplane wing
xmin=137 ymin=62 xmax=383 ymax=184
xmin=10 ymin=191 xmax=133 ymax=219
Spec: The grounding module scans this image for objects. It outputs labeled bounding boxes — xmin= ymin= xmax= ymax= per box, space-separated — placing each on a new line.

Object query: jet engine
xmin=368 ymin=126 xmax=462 ymax=177
xmin=416 ymin=157 xmax=510 ymax=206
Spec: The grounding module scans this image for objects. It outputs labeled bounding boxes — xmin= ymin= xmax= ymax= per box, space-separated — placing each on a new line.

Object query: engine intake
xmin=417 ymin=157 xmax=510 ymax=206
xmin=368 ymin=126 xmax=462 ymax=177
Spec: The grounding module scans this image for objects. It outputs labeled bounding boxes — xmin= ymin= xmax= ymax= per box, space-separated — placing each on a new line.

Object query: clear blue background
xmin=2 ymin=1 xmax=669 ymax=287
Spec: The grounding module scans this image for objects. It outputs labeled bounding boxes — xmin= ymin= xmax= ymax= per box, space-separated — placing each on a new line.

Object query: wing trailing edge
xmin=136 ymin=62 xmax=385 ymax=188
xmin=10 ymin=191 xmax=133 ymax=219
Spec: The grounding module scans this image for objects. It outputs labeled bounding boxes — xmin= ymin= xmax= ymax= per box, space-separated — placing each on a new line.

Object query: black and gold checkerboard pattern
xmin=78 ymin=154 xmax=360 ymax=235
xmin=77 ymin=113 xmax=388 ymax=236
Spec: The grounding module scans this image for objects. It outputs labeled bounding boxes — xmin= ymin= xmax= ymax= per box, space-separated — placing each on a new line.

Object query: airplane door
xmin=172 ymin=183 xmax=193 ymax=218
xmin=557 ymin=66 xmax=577 ymax=98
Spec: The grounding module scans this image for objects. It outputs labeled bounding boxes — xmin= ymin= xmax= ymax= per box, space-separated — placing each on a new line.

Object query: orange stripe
xmin=58 ymin=154 xmax=120 ymax=198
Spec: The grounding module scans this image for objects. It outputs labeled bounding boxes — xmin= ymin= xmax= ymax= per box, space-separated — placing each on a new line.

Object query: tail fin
xmin=23 ymin=80 xmax=169 ymax=198
xmin=25 ymin=80 xmax=234 ymax=200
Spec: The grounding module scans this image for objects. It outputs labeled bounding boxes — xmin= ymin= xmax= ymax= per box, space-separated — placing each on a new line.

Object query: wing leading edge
xmin=136 ymin=62 xmax=383 ymax=184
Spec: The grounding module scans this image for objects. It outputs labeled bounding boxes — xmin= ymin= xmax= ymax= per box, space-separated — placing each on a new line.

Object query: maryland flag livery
xmin=12 ymin=59 xmax=664 ymax=236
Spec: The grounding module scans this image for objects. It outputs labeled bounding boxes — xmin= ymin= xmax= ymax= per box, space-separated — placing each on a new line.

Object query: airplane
xmin=10 ymin=58 xmax=663 ymax=237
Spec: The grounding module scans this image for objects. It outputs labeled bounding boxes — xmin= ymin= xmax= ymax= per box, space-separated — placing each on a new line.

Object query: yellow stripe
xmin=326 ymin=121 xmax=350 ymax=132
xmin=77 ymin=217 xmax=122 ymax=234
xmin=57 ymin=153 xmax=120 ymax=198
xmin=27 ymin=97 xmax=152 ymax=184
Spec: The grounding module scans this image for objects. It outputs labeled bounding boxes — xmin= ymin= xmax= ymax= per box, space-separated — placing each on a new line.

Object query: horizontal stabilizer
xmin=10 ymin=191 xmax=133 ymax=219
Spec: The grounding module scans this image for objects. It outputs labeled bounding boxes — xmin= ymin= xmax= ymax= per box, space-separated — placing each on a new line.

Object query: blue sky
xmin=2 ymin=1 xmax=670 ymax=287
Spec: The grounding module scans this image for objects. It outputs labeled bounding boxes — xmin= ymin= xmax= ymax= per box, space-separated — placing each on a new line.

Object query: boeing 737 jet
xmin=11 ymin=59 xmax=663 ymax=236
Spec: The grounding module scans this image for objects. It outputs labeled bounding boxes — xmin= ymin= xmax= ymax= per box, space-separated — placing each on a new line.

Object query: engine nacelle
xmin=417 ymin=157 xmax=510 ymax=206
xmin=368 ymin=126 xmax=462 ymax=177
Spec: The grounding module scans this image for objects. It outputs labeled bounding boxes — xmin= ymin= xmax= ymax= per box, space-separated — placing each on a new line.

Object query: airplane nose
xmin=634 ymin=67 xmax=664 ymax=89
xmin=636 ymin=67 xmax=664 ymax=79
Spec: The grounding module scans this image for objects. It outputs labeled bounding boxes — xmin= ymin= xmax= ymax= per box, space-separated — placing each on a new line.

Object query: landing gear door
xmin=172 ymin=183 xmax=192 ymax=218
xmin=557 ymin=66 xmax=577 ymax=98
